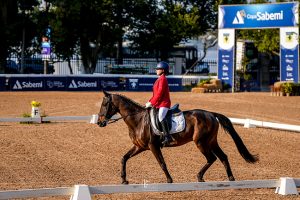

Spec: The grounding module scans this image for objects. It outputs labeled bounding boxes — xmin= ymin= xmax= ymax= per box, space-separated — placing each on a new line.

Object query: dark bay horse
xmin=97 ymin=91 xmax=258 ymax=184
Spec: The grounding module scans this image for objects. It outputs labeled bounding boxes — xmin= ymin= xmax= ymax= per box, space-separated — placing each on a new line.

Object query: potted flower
xmin=31 ymin=100 xmax=41 ymax=117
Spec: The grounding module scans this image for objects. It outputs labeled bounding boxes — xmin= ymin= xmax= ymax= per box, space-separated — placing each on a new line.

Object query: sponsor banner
xmin=45 ymin=77 xmax=67 ymax=91
xmin=5 ymin=76 xmax=183 ymax=92
xmin=67 ymin=77 xmax=100 ymax=91
xmin=100 ymin=77 xmax=126 ymax=91
xmin=218 ymin=29 xmax=235 ymax=88
xmin=280 ymin=27 xmax=299 ymax=82
xmin=0 ymin=76 xmax=6 ymax=91
xmin=126 ymin=77 xmax=182 ymax=91
xmin=219 ymin=2 xmax=299 ymax=29
xmin=10 ymin=77 xmax=45 ymax=91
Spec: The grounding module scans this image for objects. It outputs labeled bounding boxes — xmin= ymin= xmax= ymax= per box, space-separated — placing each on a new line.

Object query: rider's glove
xmin=145 ymin=102 xmax=152 ymax=108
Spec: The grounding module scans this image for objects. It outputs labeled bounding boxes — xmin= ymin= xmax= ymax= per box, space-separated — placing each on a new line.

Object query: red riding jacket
xmin=149 ymin=74 xmax=171 ymax=108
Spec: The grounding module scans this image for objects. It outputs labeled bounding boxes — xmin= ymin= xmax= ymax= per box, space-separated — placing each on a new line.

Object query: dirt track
xmin=0 ymin=92 xmax=299 ymax=200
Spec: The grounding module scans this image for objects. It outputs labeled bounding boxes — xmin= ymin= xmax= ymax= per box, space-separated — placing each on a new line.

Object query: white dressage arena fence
xmin=0 ymin=116 xmax=299 ymax=199
xmin=0 ymin=177 xmax=298 ymax=200
xmin=0 ymin=114 xmax=300 ymax=133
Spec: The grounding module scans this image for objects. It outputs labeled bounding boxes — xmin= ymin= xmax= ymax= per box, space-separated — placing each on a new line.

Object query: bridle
xmin=98 ymin=96 xmax=120 ymax=126
xmin=98 ymin=95 xmax=145 ymax=126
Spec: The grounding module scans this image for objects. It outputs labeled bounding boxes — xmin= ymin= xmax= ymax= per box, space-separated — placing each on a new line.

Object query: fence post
xmin=244 ymin=119 xmax=256 ymax=128
xmin=275 ymin=177 xmax=298 ymax=195
xmin=70 ymin=185 xmax=92 ymax=200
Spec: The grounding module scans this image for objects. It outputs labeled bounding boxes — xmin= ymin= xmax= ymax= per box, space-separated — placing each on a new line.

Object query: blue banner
xmin=5 ymin=76 xmax=183 ymax=92
xmin=100 ymin=77 xmax=126 ymax=91
xmin=280 ymin=27 xmax=299 ymax=82
xmin=45 ymin=77 xmax=67 ymax=91
xmin=9 ymin=77 xmax=45 ymax=91
xmin=66 ymin=77 xmax=100 ymax=91
xmin=219 ymin=2 xmax=298 ymax=29
xmin=0 ymin=76 xmax=6 ymax=91
xmin=218 ymin=29 xmax=235 ymax=88
xmin=126 ymin=77 xmax=182 ymax=91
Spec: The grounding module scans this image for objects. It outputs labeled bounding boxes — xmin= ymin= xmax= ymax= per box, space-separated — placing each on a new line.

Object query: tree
xmin=0 ymin=0 xmax=42 ymax=73
xmin=0 ymin=0 xmax=18 ymax=73
xmin=127 ymin=0 xmax=215 ymax=61
xmin=238 ymin=29 xmax=280 ymax=56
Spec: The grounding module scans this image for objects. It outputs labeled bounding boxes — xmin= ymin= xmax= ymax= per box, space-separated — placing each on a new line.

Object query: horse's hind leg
xmin=213 ymin=144 xmax=235 ymax=181
xmin=196 ymin=148 xmax=217 ymax=182
xmin=121 ymin=145 xmax=145 ymax=184
xmin=149 ymin=144 xmax=173 ymax=183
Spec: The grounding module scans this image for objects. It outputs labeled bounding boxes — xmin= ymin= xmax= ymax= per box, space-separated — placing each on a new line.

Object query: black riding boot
xmin=161 ymin=118 xmax=173 ymax=146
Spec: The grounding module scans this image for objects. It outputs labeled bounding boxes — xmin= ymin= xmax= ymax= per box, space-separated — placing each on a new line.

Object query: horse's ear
xmin=103 ymin=90 xmax=110 ymax=97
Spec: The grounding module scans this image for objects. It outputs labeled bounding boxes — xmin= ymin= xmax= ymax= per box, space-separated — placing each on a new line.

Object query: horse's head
xmin=97 ymin=91 xmax=119 ymax=127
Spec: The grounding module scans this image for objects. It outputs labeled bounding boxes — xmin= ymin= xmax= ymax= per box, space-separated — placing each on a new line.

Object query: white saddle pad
xmin=150 ymin=110 xmax=186 ymax=135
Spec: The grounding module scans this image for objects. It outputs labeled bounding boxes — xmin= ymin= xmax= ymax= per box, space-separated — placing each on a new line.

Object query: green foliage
xmin=22 ymin=113 xmax=31 ymax=118
xmin=238 ymin=29 xmax=279 ymax=55
xmin=20 ymin=113 xmax=32 ymax=124
xmin=281 ymin=83 xmax=300 ymax=96
xmin=127 ymin=0 xmax=218 ymax=60
xmin=198 ymin=78 xmax=211 ymax=87
xmin=283 ymin=82 xmax=293 ymax=94
xmin=2 ymin=0 xmax=249 ymax=73
xmin=222 ymin=82 xmax=231 ymax=90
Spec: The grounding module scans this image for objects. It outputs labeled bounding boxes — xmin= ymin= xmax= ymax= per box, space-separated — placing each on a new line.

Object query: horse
xmin=97 ymin=91 xmax=258 ymax=184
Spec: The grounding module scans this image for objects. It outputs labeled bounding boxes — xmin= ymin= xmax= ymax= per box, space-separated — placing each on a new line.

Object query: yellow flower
xmin=31 ymin=101 xmax=41 ymax=107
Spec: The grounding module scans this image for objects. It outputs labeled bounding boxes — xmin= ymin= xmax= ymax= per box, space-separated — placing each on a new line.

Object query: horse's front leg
xmin=121 ymin=145 xmax=145 ymax=184
xmin=149 ymin=144 xmax=173 ymax=183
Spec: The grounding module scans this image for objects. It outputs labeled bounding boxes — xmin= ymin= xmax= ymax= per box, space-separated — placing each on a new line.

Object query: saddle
xmin=149 ymin=104 xmax=186 ymax=136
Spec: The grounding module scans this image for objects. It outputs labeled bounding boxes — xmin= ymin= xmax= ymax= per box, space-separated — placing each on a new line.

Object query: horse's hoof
xmin=167 ymin=179 xmax=173 ymax=183
xmin=229 ymin=176 xmax=235 ymax=181
xmin=198 ymin=179 xmax=205 ymax=182
xmin=122 ymin=180 xmax=129 ymax=184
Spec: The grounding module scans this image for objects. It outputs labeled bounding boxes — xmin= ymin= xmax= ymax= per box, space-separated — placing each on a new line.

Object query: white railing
xmin=0 ymin=115 xmax=300 ymax=133
xmin=0 ymin=177 xmax=298 ymax=200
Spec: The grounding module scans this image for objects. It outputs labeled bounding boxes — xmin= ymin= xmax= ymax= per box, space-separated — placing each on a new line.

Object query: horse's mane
xmin=114 ymin=93 xmax=145 ymax=109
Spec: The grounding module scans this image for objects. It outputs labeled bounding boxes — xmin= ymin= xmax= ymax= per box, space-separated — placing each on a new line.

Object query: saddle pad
xmin=150 ymin=109 xmax=186 ymax=136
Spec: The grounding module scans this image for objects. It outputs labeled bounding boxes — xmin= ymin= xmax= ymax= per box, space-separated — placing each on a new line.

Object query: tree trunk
xmin=67 ymin=57 xmax=73 ymax=74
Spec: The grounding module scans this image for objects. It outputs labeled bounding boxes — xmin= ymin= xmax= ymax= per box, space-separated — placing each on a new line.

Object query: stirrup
xmin=162 ymin=136 xmax=173 ymax=146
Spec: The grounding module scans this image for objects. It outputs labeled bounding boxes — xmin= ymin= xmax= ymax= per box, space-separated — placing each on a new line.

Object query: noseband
xmin=98 ymin=97 xmax=121 ymax=125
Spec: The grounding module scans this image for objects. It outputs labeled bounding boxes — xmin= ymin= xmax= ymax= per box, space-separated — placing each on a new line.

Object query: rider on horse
xmin=145 ymin=61 xmax=174 ymax=146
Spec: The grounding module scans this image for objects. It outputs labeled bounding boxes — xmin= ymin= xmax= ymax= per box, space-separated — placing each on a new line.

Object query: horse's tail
xmin=213 ymin=112 xmax=258 ymax=163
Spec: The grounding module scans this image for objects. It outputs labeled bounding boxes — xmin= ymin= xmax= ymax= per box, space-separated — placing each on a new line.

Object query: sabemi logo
xmin=13 ymin=80 xmax=43 ymax=89
xmin=13 ymin=80 xmax=22 ymax=90
xmin=68 ymin=80 xmax=97 ymax=88
xmin=233 ymin=10 xmax=246 ymax=24
xmin=69 ymin=80 xmax=78 ymax=88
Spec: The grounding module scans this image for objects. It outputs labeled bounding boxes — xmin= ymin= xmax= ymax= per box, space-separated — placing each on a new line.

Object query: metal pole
xmin=44 ymin=60 xmax=48 ymax=74
xmin=20 ymin=22 xmax=25 ymax=73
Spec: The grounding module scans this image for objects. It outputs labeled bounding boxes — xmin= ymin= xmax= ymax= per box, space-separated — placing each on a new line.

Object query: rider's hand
xmin=145 ymin=102 xmax=152 ymax=108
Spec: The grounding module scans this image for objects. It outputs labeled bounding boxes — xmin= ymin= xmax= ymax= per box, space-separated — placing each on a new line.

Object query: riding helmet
xmin=156 ymin=61 xmax=169 ymax=74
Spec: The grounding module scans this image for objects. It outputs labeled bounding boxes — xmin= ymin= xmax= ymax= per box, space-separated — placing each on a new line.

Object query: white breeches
xmin=158 ymin=107 xmax=169 ymax=122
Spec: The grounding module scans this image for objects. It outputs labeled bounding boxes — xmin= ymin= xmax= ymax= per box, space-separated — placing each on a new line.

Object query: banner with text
xmin=280 ymin=27 xmax=299 ymax=82
xmin=219 ymin=2 xmax=299 ymax=29
xmin=9 ymin=77 xmax=45 ymax=91
xmin=5 ymin=76 xmax=183 ymax=92
xmin=218 ymin=29 xmax=235 ymax=88
xmin=126 ymin=77 xmax=182 ymax=92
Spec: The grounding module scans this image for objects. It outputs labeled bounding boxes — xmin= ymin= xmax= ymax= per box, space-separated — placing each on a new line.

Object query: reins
xmin=101 ymin=93 xmax=147 ymax=125
xmin=107 ymin=110 xmax=144 ymax=124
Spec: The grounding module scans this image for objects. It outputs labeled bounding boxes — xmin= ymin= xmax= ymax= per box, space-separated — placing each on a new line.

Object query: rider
xmin=145 ymin=61 xmax=173 ymax=146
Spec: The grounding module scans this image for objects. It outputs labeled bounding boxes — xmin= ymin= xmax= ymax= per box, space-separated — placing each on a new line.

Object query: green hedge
xmin=281 ymin=82 xmax=300 ymax=96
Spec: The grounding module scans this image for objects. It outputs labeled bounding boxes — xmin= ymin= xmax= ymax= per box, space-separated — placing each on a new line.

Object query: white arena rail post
xmin=275 ymin=177 xmax=299 ymax=195
xmin=90 ymin=114 xmax=98 ymax=124
xmin=70 ymin=185 xmax=92 ymax=200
